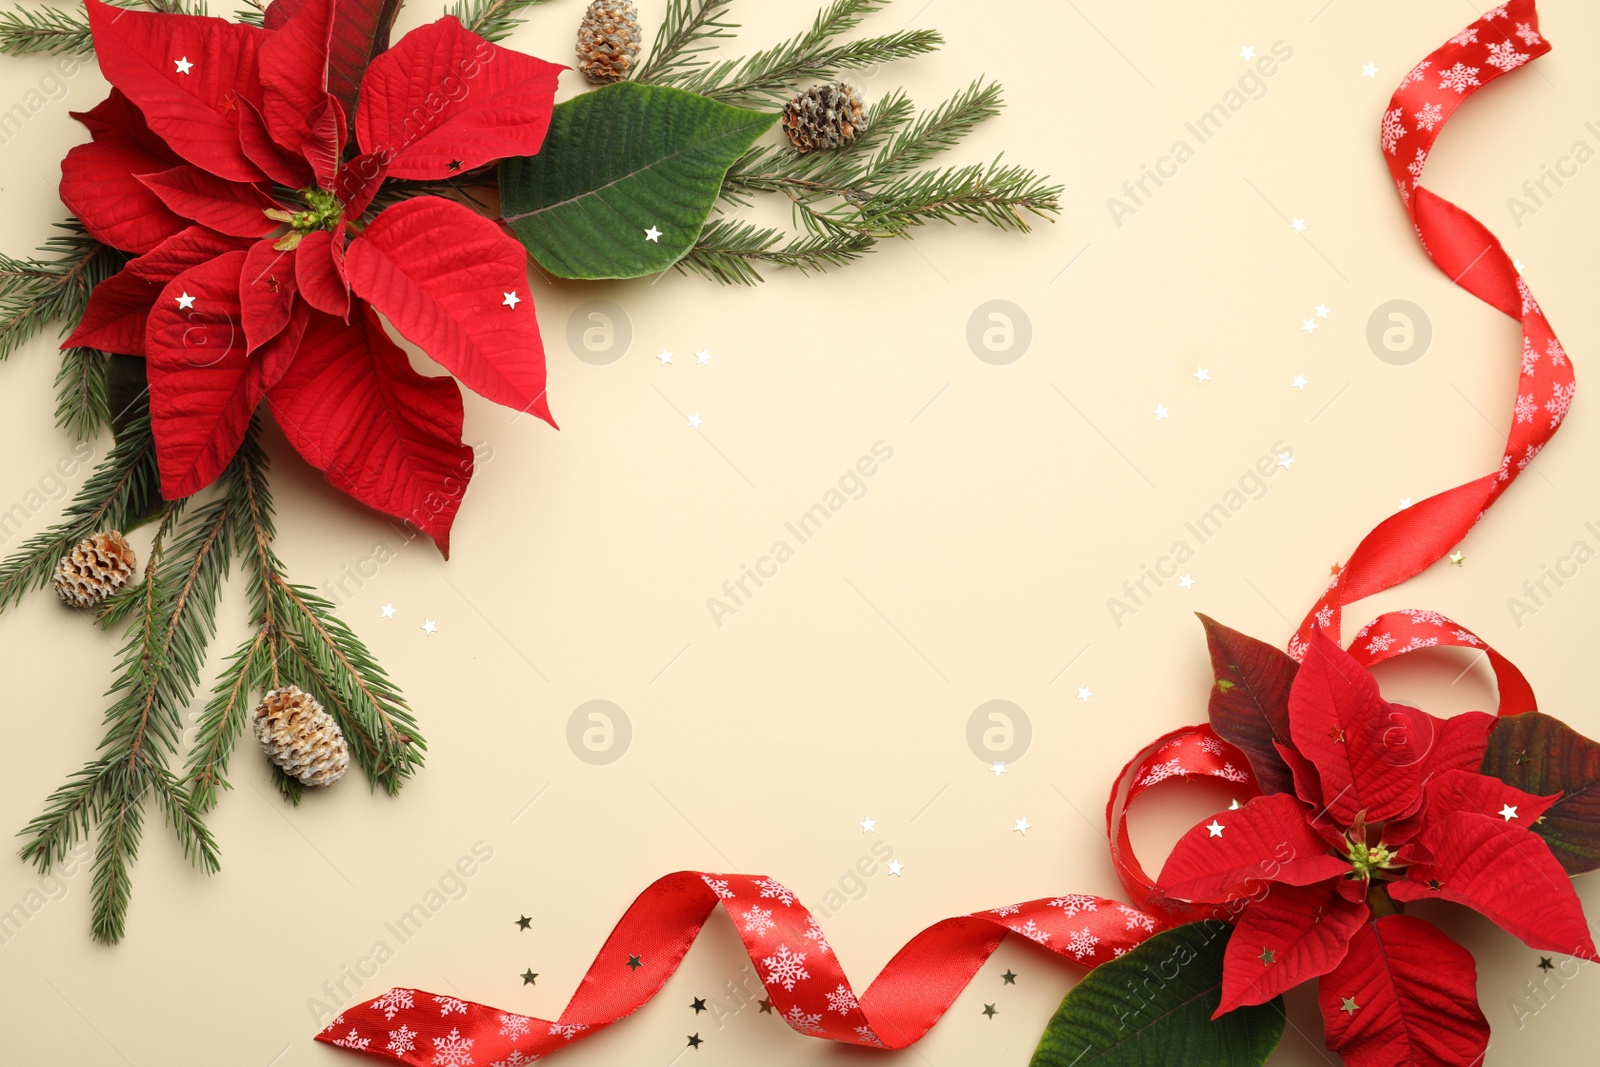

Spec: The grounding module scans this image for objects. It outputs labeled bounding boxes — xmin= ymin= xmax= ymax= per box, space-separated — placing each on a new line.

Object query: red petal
xmin=1290 ymin=631 xmax=1428 ymax=825
xmin=84 ymin=0 xmax=268 ymax=182
xmin=72 ymin=88 xmax=182 ymax=161
xmin=61 ymin=140 xmax=188 ymax=254
xmin=138 ymin=165 xmax=277 ymax=237
xmin=296 ymin=227 xmax=350 ymax=317
xmin=64 ymin=226 xmax=249 ymax=354
xmin=1319 ymin=916 xmax=1487 ymax=1067
xmin=1216 ymin=881 xmax=1367 ymax=1016
xmin=302 ymin=94 xmax=349 ymax=189
xmin=265 ymin=0 xmax=399 ymax=119
xmin=236 ymin=96 xmax=314 ymax=187
xmin=335 ymin=150 xmax=388 ymax=217
xmin=258 ymin=0 xmax=332 ymax=157
xmin=1156 ymin=792 xmax=1349 ymax=904
xmin=267 ymin=304 xmax=473 ymax=554
xmin=64 ymin=271 xmax=161 ymax=355
xmin=1390 ymin=773 xmax=1596 ymax=959
xmin=353 ymin=16 xmax=561 ymax=179
xmin=240 ymin=241 xmax=300 ymax=352
xmin=145 ymin=250 xmax=263 ymax=497
xmin=1421 ymin=710 xmax=1496 ymax=777
xmin=346 ymin=197 xmax=550 ymax=420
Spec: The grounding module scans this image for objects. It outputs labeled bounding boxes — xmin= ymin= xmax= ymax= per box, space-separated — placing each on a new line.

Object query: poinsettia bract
xmin=61 ymin=0 xmax=561 ymax=552
xmin=1159 ymin=631 xmax=1597 ymax=1067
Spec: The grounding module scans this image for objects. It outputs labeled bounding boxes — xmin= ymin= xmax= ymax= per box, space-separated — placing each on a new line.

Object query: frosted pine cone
xmin=52 ymin=530 xmax=136 ymax=608
xmin=253 ymin=686 xmax=350 ymax=788
xmin=576 ymin=0 xmax=641 ymax=84
xmin=782 ymin=82 xmax=867 ymax=152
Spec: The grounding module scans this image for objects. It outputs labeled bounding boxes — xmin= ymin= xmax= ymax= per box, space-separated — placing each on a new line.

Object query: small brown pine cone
xmin=52 ymin=530 xmax=136 ymax=608
xmin=781 ymin=82 xmax=867 ymax=153
xmin=253 ymin=686 xmax=350 ymax=788
xmin=576 ymin=0 xmax=641 ymax=84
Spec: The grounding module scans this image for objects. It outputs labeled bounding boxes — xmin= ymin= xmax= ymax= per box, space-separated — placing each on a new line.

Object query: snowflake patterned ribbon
xmin=319 ymin=2 xmax=1571 ymax=1062
xmin=316 ymin=872 xmax=1158 ymax=1062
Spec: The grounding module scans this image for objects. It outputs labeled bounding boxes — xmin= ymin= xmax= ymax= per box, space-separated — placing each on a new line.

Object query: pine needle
xmin=678 ymin=219 xmax=873 ymax=285
xmin=55 ymin=346 xmax=111 ymax=441
xmin=0 ymin=0 xmax=206 ymax=54
xmin=632 ymin=0 xmax=736 ymax=85
xmin=0 ymin=406 xmax=160 ymax=613
xmin=671 ymin=0 xmax=943 ymax=110
xmin=446 ymin=0 xmax=550 ymax=42
xmin=0 ymin=221 xmax=120 ymax=360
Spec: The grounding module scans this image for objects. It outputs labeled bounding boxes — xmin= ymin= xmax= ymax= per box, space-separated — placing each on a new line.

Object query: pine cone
xmin=52 ymin=530 xmax=136 ymax=608
xmin=576 ymin=0 xmax=641 ymax=84
xmin=782 ymin=82 xmax=867 ymax=153
xmin=253 ymin=686 xmax=350 ymax=788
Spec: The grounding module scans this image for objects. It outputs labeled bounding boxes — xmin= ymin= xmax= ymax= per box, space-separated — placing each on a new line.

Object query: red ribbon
xmin=318 ymin=2 xmax=1570 ymax=1061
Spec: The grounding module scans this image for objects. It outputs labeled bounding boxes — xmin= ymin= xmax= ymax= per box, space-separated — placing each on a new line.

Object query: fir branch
xmin=670 ymin=0 xmax=941 ymax=109
xmin=0 ymin=0 xmax=205 ymax=55
xmin=228 ymin=422 xmax=425 ymax=795
xmin=0 ymin=3 xmax=91 ymax=55
xmin=0 ymin=406 xmax=160 ymax=613
xmin=55 ymin=346 xmax=111 ymax=441
xmin=632 ymin=0 xmax=735 ymax=85
xmin=183 ymin=627 xmax=269 ymax=811
xmin=851 ymin=159 xmax=1062 ymax=233
xmin=0 ymin=221 xmax=120 ymax=360
xmin=677 ymin=219 xmax=873 ymax=285
xmin=447 ymin=0 xmax=549 ymax=43
xmin=20 ymin=494 xmax=230 ymax=943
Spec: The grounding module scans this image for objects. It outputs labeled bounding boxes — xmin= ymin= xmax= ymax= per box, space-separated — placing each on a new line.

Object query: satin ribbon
xmin=319 ymin=2 xmax=1567 ymax=1061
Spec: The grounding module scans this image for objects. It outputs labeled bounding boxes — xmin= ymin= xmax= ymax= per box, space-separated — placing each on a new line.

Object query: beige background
xmin=3 ymin=0 xmax=1599 ymax=1063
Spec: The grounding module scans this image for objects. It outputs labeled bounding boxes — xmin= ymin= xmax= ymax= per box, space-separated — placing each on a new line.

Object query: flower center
xmin=1345 ymin=836 xmax=1397 ymax=880
xmin=265 ymin=188 xmax=345 ymax=251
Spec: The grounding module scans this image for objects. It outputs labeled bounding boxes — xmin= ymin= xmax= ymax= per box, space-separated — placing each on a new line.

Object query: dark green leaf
xmin=1030 ymin=922 xmax=1284 ymax=1067
xmin=1198 ymin=614 xmax=1297 ymax=795
xmin=1481 ymin=710 xmax=1600 ymax=874
xmin=499 ymin=83 xmax=776 ymax=280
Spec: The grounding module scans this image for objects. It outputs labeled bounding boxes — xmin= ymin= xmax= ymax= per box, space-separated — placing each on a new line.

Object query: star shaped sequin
xmin=627 ymin=954 xmax=643 ymax=970
xmin=982 ymin=1003 xmax=998 ymax=1018
xmin=503 ymin=291 xmax=521 ymax=309
xmin=176 ymin=291 xmax=196 ymax=309
xmin=1002 ymin=970 xmax=1017 ymax=985
xmin=174 ymin=56 xmax=193 ymax=74
xmin=644 ymin=226 xmax=662 ymax=242
xmin=515 ymin=915 xmax=532 ymax=930
xmin=521 ymin=969 xmax=538 ymax=984
xmin=690 ymin=997 xmax=707 ymax=1014
xmin=687 ymin=1033 xmax=702 ymax=1049
xmin=1341 ymin=996 xmax=1359 ymax=1014
xmin=1207 ymin=821 xmax=1225 ymax=838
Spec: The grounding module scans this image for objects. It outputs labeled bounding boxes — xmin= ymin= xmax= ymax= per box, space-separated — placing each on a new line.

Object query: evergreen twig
xmin=0 ymin=221 xmax=120 ymax=360
xmin=18 ymin=488 xmax=230 ymax=943
xmin=698 ymin=77 xmax=1059 ymax=282
xmin=54 ymin=346 xmax=111 ymax=441
xmin=446 ymin=0 xmax=549 ymax=43
xmin=0 ymin=406 xmax=159 ymax=613
xmin=0 ymin=0 xmax=206 ymax=55
xmin=677 ymin=219 xmax=872 ymax=285
xmin=667 ymin=0 xmax=941 ymax=110
xmin=632 ymin=0 xmax=735 ymax=85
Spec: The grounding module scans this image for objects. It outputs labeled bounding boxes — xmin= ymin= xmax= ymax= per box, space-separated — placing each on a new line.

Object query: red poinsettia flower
xmin=1158 ymin=632 xmax=1597 ymax=1067
xmin=60 ymin=0 xmax=562 ymax=553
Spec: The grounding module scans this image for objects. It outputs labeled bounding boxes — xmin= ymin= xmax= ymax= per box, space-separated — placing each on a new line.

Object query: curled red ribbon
xmin=318 ymin=2 xmax=1570 ymax=1061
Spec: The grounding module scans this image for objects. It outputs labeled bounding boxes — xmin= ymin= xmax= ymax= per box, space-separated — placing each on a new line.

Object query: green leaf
xmin=499 ymin=83 xmax=776 ymax=280
xmin=1481 ymin=710 xmax=1600 ymax=874
xmin=1198 ymin=614 xmax=1297 ymax=796
xmin=1030 ymin=922 xmax=1284 ymax=1067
